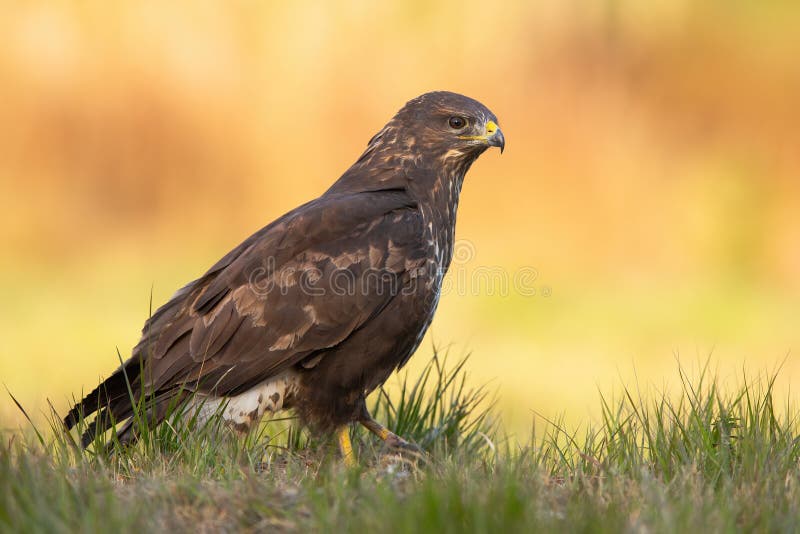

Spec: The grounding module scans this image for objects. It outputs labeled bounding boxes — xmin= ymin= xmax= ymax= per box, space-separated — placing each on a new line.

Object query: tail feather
xmin=63 ymin=359 xmax=143 ymax=447
xmin=77 ymin=394 xmax=138 ymax=447
xmin=66 ymin=358 xmax=193 ymax=449
xmin=78 ymin=388 xmax=188 ymax=447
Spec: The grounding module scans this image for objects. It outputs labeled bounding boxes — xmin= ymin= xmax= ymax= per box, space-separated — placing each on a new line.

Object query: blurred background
xmin=1 ymin=0 xmax=798 ymax=438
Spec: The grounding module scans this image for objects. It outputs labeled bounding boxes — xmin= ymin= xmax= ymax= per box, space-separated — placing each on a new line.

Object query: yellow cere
xmin=458 ymin=120 xmax=498 ymax=141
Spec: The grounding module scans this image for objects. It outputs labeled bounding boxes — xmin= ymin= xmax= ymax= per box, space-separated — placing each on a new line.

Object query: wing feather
xmin=133 ymin=189 xmax=423 ymax=398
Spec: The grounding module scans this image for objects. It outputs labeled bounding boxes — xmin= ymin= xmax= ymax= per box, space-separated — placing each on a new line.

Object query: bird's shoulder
xmin=192 ymin=188 xmax=422 ymax=311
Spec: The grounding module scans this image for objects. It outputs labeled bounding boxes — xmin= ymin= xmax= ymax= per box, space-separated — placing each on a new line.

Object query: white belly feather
xmin=186 ymin=370 xmax=299 ymax=431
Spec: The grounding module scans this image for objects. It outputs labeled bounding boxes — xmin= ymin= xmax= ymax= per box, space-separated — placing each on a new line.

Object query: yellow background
xmin=1 ymin=1 xmax=798 ymax=438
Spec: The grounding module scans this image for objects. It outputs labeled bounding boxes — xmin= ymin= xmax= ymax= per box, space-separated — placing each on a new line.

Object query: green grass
xmin=2 ymin=353 xmax=799 ymax=533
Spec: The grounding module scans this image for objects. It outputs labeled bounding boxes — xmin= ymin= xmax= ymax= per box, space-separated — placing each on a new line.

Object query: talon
xmin=385 ymin=435 xmax=424 ymax=454
xmin=384 ymin=433 xmax=410 ymax=448
xmin=384 ymin=433 xmax=416 ymax=449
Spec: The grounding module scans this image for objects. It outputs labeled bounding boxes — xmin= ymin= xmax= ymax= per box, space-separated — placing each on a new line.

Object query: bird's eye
xmin=448 ymin=116 xmax=467 ymax=130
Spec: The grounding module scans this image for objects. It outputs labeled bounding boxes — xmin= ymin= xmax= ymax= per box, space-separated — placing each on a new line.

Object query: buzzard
xmin=64 ymin=91 xmax=504 ymax=464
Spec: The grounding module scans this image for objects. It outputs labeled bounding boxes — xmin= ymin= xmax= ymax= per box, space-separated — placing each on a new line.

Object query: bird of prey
xmin=64 ymin=91 xmax=504 ymax=464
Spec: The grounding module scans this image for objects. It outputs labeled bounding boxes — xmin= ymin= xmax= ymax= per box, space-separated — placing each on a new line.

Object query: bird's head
xmin=329 ymin=91 xmax=503 ymax=197
xmin=392 ymin=91 xmax=505 ymax=157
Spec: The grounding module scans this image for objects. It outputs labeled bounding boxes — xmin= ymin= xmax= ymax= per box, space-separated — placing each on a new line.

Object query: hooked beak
xmin=485 ymin=120 xmax=505 ymax=153
xmin=457 ymin=119 xmax=506 ymax=153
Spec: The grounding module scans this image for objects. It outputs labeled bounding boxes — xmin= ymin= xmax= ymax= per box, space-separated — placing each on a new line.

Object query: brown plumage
xmin=63 ymin=91 xmax=504 ymax=459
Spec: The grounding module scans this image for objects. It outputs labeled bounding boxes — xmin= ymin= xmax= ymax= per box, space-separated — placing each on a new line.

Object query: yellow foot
xmin=359 ymin=415 xmax=422 ymax=453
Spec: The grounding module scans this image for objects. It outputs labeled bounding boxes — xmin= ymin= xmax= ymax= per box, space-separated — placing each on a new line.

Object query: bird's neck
xmin=416 ymin=166 xmax=467 ymax=273
xmin=331 ymin=145 xmax=472 ymax=211
xmin=327 ymin=136 xmax=479 ymax=270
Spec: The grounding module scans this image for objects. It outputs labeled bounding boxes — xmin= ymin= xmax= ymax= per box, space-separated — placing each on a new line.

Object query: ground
xmin=3 ymin=353 xmax=800 ymax=533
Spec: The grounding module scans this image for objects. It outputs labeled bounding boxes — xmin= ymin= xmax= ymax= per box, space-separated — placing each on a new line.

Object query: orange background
xmin=1 ymin=1 xmax=798 ymax=437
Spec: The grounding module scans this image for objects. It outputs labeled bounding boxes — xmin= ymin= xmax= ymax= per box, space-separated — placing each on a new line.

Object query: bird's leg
xmin=337 ymin=426 xmax=356 ymax=467
xmin=359 ymin=416 xmax=409 ymax=448
xmin=357 ymin=403 xmax=418 ymax=450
